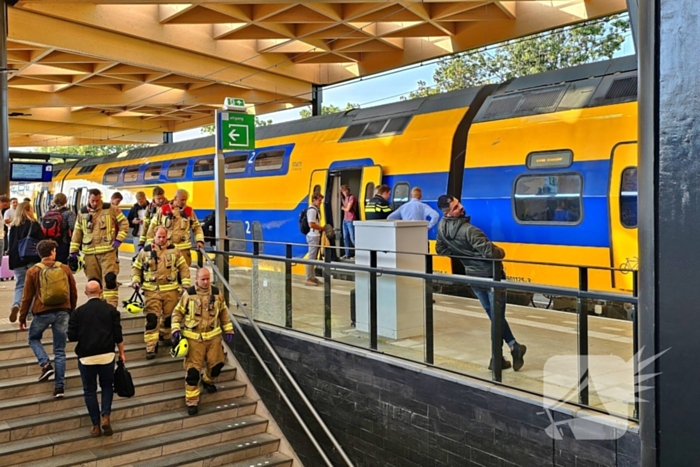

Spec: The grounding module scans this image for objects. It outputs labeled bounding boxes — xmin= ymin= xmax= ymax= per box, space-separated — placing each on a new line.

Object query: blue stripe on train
xmin=461 ymin=160 xmax=612 ymax=248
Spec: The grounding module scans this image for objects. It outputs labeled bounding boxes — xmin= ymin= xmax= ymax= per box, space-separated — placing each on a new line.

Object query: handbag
xmin=18 ymin=234 xmax=39 ymax=262
xmin=114 ymin=359 xmax=135 ymax=398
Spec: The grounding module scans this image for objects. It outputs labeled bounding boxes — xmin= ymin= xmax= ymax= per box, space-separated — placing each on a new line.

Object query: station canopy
xmin=7 ymin=0 xmax=625 ymax=147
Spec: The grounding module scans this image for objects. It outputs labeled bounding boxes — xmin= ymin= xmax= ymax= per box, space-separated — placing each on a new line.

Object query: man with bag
xmin=171 ymin=268 xmax=233 ymax=416
xmin=132 ymin=226 xmax=190 ymax=359
xmin=69 ymin=189 xmax=129 ymax=308
xmin=68 ymin=279 xmax=126 ymax=437
xmin=18 ymin=239 xmax=78 ymax=398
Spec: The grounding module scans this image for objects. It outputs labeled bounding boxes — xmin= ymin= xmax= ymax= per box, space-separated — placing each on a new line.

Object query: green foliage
xmin=200 ymin=116 xmax=272 ymax=135
xmin=407 ymin=14 xmax=630 ymax=99
xmin=299 ymin=102 xmax=359 ymax=119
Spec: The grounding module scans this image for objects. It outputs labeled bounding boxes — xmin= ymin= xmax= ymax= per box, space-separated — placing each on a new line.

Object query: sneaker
xmin=202 ymin=381 xmax=217 ymax=394
xmin=511 ymin=343 xmax=527 ymax=372
xmin=53 ymin=387 xmax=64 ymax=398
xmin=305 ymin=280 xmax=318 ymax=287
xmin=187 ymin=406 xmax=198 ymax=416
xmin=101 ymin=414 xmax=113 ymax=436
xmin=9 ymin=304 xmax=19 ymax=323
xmin=39 ymin=363 xmax=55 ymax=382
xmin=488 ymin=357 xmax=512 ymax=371
xmin=90 ymin=425 xmax=102 ymax=437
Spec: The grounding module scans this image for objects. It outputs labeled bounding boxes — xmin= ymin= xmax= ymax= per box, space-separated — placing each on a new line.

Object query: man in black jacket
xmin=68 ymin=279 xmax=126 ymax=438
xmin=365 ymin=185 xmax=393 ymax=220
xmin=126 ymin=191 xmax=149 ymax=251
xmin=436 ymin=195 xmax=526 ymax=371
xmin=202 ymin=196 xmax=230 ymax=247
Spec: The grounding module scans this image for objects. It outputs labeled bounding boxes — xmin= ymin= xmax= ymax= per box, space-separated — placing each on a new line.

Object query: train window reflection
xmin=104 ymin=168 xmax=121 ymax=185
xmin=513 ymin=173 xmax=582 ymax=224
xmin=124 ymin=167 xmax=139 ymax=183
xmin=621 ymin=167 xmax=638 ymax=228
xmin=225 ymin=154 xmax=247 ymax=174
xmin=167 ymin=162 xmax=187 ymax=179
xmin=193 ymin=158 xmax=214 ymax=177
xmin=144 ymin=164 xmax=162 ymax=181
xmin=392 ymin=182 xmax=410 ymax=210
xmin=254 ymin=150 xmax=284 ymax=172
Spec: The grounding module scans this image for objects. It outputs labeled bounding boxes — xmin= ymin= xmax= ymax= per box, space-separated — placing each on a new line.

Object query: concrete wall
xmin=230 ymin=324 xmax=640 ymax=467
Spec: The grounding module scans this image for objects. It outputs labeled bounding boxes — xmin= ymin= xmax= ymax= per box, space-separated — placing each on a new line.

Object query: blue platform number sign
xmin=10 ymin=162 xmax=53 ymax=182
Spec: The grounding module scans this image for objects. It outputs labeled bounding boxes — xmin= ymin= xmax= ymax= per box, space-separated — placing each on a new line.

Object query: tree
xmin=200 ymin=116 xmax=272 ymax=135
xmin=407 ymin=14 xmax=630 ymax=99
xmin=298 ymin=102 xmax=359 ymax=119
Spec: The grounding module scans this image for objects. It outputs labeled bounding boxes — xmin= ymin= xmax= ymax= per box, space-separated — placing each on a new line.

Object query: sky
xmin=174 ymin=31 xmax=635 ymax=143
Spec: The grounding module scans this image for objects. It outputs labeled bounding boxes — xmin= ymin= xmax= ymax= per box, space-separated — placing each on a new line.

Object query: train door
xmin=68 ymin=188 xmax=76 ymax=214
xmin=328 ymin=168 xmax=363 ymax=251
xmin=608 ymin=142 xmax=638 ymax=291
xmin=37 ymin=188 xmax=50 ymax=218
xmin=308 ymin=169 xmax=328 ymax=227
xmin=359 ymin=165 xmax=382 ymax=220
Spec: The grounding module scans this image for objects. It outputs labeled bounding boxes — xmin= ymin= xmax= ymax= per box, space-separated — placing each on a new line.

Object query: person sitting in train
xmin=552 ymin=200 xmax=578 ymax=222
xmin=365 ymin=185 xmax=392 ymax=220
xmin=436 ymin=194 xmax=527 ymax=372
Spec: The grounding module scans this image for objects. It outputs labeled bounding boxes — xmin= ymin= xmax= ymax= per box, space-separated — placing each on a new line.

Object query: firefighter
xmin=145 ymin=188 xmax=204 ymax=266
xmin=131 ymin=226 xmax=190 ymax=359
xmin=171 ymin=268 xmax=233 ymax=416
xmin=138 ymin=186 xmax=168 ymax=249
xmin=69 ymin=189 xmax=129 ymax=307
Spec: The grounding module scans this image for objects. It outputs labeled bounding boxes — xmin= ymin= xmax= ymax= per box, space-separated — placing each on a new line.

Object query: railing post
xmin=491 ymin=260 xmax=503 ymax=383
xmin=632 ymin=269 xmax=639 ymax=419
xmin=285 ymin=244 xmax=293 ymax=328
xmin=577 ymin=267 xmax=589 ymax=406
xmin=323 ymin=251 xmax=332 ymax=338
xmin=222 ymin=239 xmax=230 ymax=306
xmin=369 ymin=250 xmax=378 ymax=350
xmin=425 ymin=254 xmax=434 ymax=364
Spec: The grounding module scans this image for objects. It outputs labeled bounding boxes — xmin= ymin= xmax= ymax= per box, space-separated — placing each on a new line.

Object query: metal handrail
xmin=199 ymin=248 xmax=354 ymax=467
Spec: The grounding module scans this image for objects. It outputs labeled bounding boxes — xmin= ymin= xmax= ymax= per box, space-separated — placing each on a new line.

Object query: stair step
xmin=0 ymin=388 xmax=255 ymax=443
xmin=0 ymin=366 xmax=240 ymax=421
xmin=15 ymin=423 xmax=278 ymax=467
xmin=223 ymin=452 xmax=294 ymax=467
xmin=0 ymin=353 xmax=188 ymax=399
xmin=0 ymin=406 xmax=267 ymax=467
xmin=0 ymin=326 xmax=144 ymax=360
xmin=0 ymin=341 xmax=156 ymax=381
xmin=0 ymin=313 xmax=144 ymax=344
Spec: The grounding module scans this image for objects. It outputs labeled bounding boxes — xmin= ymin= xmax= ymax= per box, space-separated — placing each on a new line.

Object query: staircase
xmin=0 ymin=312 xmax=296 ymax=467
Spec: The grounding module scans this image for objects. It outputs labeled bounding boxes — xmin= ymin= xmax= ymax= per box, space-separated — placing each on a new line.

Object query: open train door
xmin=608 ymin=142 xmax=638 ymax=292
xmin=359 ymin=165 xmax=382 ymax=220
xmin=308 ymin=169 xmax=328 ymax=226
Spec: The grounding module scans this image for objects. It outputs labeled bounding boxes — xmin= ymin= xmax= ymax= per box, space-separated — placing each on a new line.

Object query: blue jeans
xmin=78 ymin=360 xmax=115 ymax=426
xmin=28 ymin=310 xmax=69 ymax=388
xmin=13 ymin=264 xmax=32 ymax=307
xmin=472 ymin=287 xmax=516 ymax=347
xmin=342 ymin=220 xmax=355 ymax=257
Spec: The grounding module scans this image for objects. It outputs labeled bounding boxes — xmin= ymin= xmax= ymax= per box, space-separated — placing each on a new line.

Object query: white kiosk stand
xmin=354 ymin=220 xmax=428 ymax=340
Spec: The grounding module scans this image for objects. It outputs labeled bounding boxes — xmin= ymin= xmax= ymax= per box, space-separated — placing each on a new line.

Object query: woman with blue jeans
xmin=8 ymin=202 xmax=44 ymax=323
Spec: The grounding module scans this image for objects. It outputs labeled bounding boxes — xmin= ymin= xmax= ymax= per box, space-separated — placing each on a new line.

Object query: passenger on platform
xmin=23 ymin=197 xmax=31 ymax=203
xmin=46 ymin=193 xmax=77 ymax=264
xmin=340 ymin=185 xmax=357 ymax=259
xmin=202 ymin=196 xmax=231 ymax=247
xmin=69 ymin=189 xmax=129 ymax=308
xmin=171 ymin=268 xmax=233 ymax=416
xmin=19 ymin=239 xmax=78 ymax=398
xmin=436 ymin=195 xmax=527 ymax=371
xmin=305 ymin=193 xmax=324 ymax=286
xmin=3 ymin=197 xmax=16 ymax=227
xmin=365 ymin=185 xmax=393 ymax=220
xmin=145 ymin=188 xmax=204 ymax=267
xmin=110 ymin=192 xmax=123 ymax=208
xmin=387 ymin=187 xmax=440 ymax=229
xmin=68 ymin=278 xmax=126 ymax=437
xmin=127 ymin=191 xmax=149 ymax=251
xmin=138 ymin=186 xmax=168 ymax=249
xmin=8 ymin=202 xmax=45 ymax=323
xmin=132 ymin=226 xmax=190 ymax=359
xmin=0 ymin=195 xmax=9 ymax=255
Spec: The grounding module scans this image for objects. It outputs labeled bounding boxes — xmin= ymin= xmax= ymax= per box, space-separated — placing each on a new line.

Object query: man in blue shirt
xmin=387 ymin=187 xmax=440 ymax=229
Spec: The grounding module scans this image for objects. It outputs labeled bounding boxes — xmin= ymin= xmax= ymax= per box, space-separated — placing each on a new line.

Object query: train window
xmin=362 ymin=120 xmax=387 ymax=137
xmin=513 ymin=173 xmax=582 ymax=224
xmin=384 ymin=116 xmax=410 ymax=134
xmin=620 ymin=167 xmax=638 ymax=228
xmin=252 ymin=221 xmax=264 ymax=253
xmin=53 ymin=169 xmax=62 ymax=178
xmin=77 ymin=165 xmax=96 ymax=175
xmin=364 ymin=182 xmax=375 ymax=204
xmin=313 ymin=184 xmax=322 ymax=196
xmin=228 ymin=221 xmax=246 ymax=252
xmin=144 ymin=164 xmax=162 ymax=181
xmin=193 ymin=158 xmax=214 ymax=177
xmin=392 ymin=182 xmax=411 ymax=210
xmin=254 ymin=150 xmax=284 ymax=172
xmin=124 ymin=167 xmax=139 ymax=183
xmin=167 ymin=162 xmax=187 ymax=179
xmin=103 ymin=168 xmax=121 ymax=185
xmin=225 ymin=154 xmax=247 ymax=174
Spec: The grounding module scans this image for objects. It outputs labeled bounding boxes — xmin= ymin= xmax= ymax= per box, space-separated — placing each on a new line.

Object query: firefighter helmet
xmin=123 ymin=290 xmax=144 ymax=315
xmin=170 ymin=338 xmax=189 ymax=358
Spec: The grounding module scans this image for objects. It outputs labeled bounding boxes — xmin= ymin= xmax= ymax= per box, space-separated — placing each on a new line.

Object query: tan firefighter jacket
xmin=70 ymin=203 xmax=129 ymax=255
xmin=131 ymin=243 xmax=191 ymax=292
xmin=172 ymin=285 xmax=233 ymax=341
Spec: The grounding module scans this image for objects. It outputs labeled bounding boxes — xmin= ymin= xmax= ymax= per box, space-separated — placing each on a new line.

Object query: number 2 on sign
xmin=245 ymin=221 xmax=251 ymax=234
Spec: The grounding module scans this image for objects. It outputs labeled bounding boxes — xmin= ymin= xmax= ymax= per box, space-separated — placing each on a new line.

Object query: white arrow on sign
xmin=229 ymin=128 xmax=240 ymax=141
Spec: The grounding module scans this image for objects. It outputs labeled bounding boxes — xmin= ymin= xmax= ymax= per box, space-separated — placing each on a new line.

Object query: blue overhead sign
xmin=10 ymin=162 xmax=53 ymax=182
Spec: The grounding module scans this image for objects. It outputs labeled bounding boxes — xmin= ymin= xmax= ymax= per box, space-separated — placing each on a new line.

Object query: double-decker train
xmin=26 ymin=55 xmax=638 ymax=295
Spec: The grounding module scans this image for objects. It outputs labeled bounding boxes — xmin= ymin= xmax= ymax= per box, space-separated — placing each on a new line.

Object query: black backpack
xmin=299 ymin=206 xmax=317 ymax=235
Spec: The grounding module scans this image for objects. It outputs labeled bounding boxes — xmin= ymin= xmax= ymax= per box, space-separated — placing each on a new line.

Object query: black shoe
xmin=511 ymin=344 xmax=527 ymax=372
xmin=187 ymin=406 xmax=198 ymax=416
xmin=53 ymin=387 xmax=64 ymax=398
xmin=146 ymin=351 xmax=157 ymax=360
xmin=202 ymin=382 xmax=217 ymax=394
xmin=488 ymin=357 xmax=512 ymax=371
xmin=39 ymin=363 xmax=55 ymax=382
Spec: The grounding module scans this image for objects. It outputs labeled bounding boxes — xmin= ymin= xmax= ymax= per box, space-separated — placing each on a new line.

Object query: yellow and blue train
xmin=29 ymin=55 xmax=638 ymax=294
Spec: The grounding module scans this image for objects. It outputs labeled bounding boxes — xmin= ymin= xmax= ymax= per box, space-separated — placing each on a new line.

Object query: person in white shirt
xmin=305 ymin=193 xmax=324 ymax=286
xmin=0 ymin=195 xmax=10 ymax=254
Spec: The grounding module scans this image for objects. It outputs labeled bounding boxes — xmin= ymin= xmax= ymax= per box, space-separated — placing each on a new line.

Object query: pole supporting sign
xmin=219 ymin=98 xmax=255 ymax=151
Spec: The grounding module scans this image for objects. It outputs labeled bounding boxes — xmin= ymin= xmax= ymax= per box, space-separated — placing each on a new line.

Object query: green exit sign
xmin=220 ymin=112 xmax=255 ymax=150
xmin=224 ymin=97 xmax=245 ymax=109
